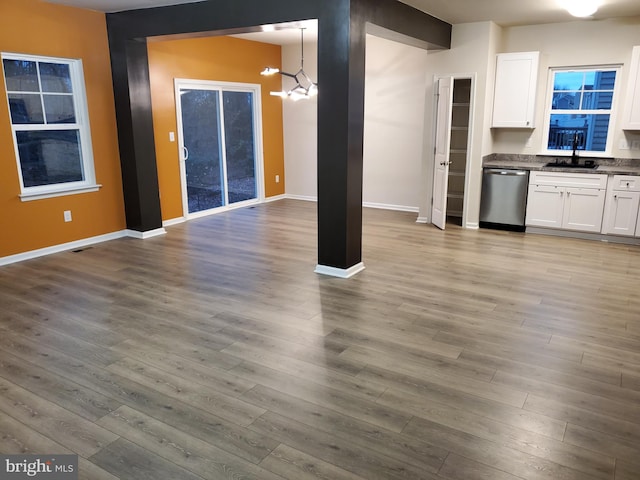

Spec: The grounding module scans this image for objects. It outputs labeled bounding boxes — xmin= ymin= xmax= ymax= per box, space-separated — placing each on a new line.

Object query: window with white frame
xmin=543 ymin=67 xmax=619 ymax=156
xmin=2 ymin=53 xmax=97 ymax=200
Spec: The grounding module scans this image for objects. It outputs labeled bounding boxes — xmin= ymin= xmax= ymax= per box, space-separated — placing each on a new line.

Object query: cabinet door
xmin=563 ymin=188 xmax=606 ymax=232
xmin=526 ymin=184 xmax=564 ymax=228
xmin=623 ymin=46 xmax=640 ymax=130
xmin=602 ymin=190 xmax=640 ymax=236
xmin=492 ymin=52 xmax=539 ymax=128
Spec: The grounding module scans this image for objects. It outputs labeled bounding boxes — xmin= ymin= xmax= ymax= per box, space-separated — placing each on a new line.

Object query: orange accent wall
xmin=0 ymin=0 xmax=125 ymax=258
xmin=147 ymin=36 xmax=285 ymax=221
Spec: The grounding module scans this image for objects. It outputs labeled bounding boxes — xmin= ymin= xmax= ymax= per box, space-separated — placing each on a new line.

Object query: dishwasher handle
xmin=484 ymin=169 xmax=528 ymax=176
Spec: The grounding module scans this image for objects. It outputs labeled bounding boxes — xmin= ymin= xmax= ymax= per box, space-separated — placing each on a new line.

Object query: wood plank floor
xmin=1 ymin=199 xmax=639 ymax=479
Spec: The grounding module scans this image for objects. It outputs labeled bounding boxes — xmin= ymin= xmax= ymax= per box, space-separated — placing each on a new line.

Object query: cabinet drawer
xmin=529 ymin=171 xmax=607 ymax=189
xmin=611 ymin=175 xmax=640 ymax=192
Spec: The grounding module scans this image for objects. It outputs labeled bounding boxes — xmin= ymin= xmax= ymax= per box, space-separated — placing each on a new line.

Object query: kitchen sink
xmin=544 ymin=161 xmax=598 ymax=169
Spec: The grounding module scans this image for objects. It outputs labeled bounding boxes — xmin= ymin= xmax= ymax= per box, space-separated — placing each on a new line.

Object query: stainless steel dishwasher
xmin=479 ymin=168 xmax=529 ymax=231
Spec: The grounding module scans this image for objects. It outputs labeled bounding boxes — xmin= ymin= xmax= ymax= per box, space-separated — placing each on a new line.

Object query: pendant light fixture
xmin=261 ymin=28 xmax=318 ymax=100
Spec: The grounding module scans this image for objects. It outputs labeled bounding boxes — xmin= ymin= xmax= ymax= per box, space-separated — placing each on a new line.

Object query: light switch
xmin=169 ymin=132 xmax=175 ymax=142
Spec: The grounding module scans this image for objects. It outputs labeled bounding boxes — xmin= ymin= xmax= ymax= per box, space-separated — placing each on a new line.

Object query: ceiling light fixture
xmin=261 ymin=28 xmax=317 ymax=101
xmin=561 ymin=0 xmax=599 ymax=18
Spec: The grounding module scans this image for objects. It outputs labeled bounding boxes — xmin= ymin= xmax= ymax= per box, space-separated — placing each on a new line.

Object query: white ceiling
xmin=43 ymin=0 xmax=640 ymax=43
xmin=402 ymin=0 xmax=640 ymax=26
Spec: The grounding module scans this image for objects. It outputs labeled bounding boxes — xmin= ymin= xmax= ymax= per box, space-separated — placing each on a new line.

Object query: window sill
xmin=538 ymin=151 xmax=614 ymax=159
xmin=20 ymin=184 xmax=102 ymax=202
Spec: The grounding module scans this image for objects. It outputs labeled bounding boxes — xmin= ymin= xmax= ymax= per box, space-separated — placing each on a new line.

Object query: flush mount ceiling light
xmin=261 ymin=28 xmax=317 ymax=101
xmin=561 ymin=0 xmax=600 ymax=17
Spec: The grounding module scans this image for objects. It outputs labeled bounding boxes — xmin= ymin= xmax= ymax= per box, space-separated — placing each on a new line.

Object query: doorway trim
xmin=174 ymin=78 xmax=266 ymax=220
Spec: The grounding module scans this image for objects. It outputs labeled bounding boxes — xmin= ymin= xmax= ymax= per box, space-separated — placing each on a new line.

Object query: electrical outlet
xmin=63 ymin=210 xmax=72 ymax=222
xmin=619 ymin=139 xmax=630 ymax=150
xmin=169 ymin=131 xmax=175 ymax=142
xmin=275 ymin=175 xmax=280 ymax=183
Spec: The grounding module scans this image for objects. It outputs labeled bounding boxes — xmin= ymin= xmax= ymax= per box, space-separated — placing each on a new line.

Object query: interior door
xmin=176 ymin=80 xmax=261 ymax=218
xmin=432 ymin=76 xmax=454 ymax=230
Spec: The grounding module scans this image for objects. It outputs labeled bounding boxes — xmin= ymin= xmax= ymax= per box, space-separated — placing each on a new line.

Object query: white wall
xmin=282 ymin=34 xmax=430 ymax=212
xmin=282 ymin=40 xmax=318 ymax=200
xmin=362 ymin=34 xmax=429 ymax=211
xmin=493 ymin=16 xmax=640 ymax=157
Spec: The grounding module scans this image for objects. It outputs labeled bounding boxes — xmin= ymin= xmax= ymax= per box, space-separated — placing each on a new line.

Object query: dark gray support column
xmin=107 ymin=35 xmax=162 ymax=232
xmin=315 ymin=3 xmax=367 ymax=275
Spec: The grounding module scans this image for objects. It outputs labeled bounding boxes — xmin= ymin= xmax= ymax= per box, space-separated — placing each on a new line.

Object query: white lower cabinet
xmin=526 ymin=185 xmax=564 ymax=228
xmin=526 ymin=172 xmax=607 ymax=233
xmin=562 ymin=187 xmax=607 ymax=232
xmin=602 ymin=175 xmax=640 ymax=236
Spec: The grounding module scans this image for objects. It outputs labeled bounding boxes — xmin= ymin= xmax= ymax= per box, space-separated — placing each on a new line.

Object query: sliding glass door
xmin=176 ymin=80 xmax=262 ymax=216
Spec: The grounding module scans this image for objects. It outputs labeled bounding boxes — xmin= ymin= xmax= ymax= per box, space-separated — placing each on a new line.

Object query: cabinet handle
xmin=614 ymin=194 xmax=618 ymax=199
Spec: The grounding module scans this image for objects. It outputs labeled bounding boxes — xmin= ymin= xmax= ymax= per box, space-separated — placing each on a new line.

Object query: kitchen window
xmin=542 ymin=67 xmax=619 ymax=156
xmin=2 ymin=53 xmax=99 ymax=201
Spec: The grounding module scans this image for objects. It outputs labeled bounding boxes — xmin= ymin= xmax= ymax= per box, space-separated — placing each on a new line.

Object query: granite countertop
xmin=483 ymin=154 xmax=640 ymax=175
xmin=596 ymin=165 xmax=640 ymax=174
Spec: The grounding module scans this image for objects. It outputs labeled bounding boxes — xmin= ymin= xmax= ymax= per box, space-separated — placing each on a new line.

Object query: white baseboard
xmin=363 ymin=202 xmax=419 ymax=213
xmin=163 ymin=217 xmax=186 ymax=227
xmin=282 ymin=196 xmax=419 ymax=214
xmin=465 ymin=222 xmax=479 ymax=230
xmin=416 ymin=217 xmax=429 ymax=224
xmin=285 ymin=194 xmax=318 ymax=202
xmin=315 ymin=262 xmax=365 ymax=279
xmin=263 ymin=194 xmax=288 ymax=203
xmin=1 ymin=226 xmax=170 ymax=266
xmin=125 ymin=228 xmax=167 ymax=239
xmin=0 ymin=230 xmax=128 ymax=266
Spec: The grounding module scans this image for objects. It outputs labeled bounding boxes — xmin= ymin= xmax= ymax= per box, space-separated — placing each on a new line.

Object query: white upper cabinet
xmin=492 ymin=52 xmax=540 ymax=128
xmin=623 ymin=46 xmax=640 ymax=130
